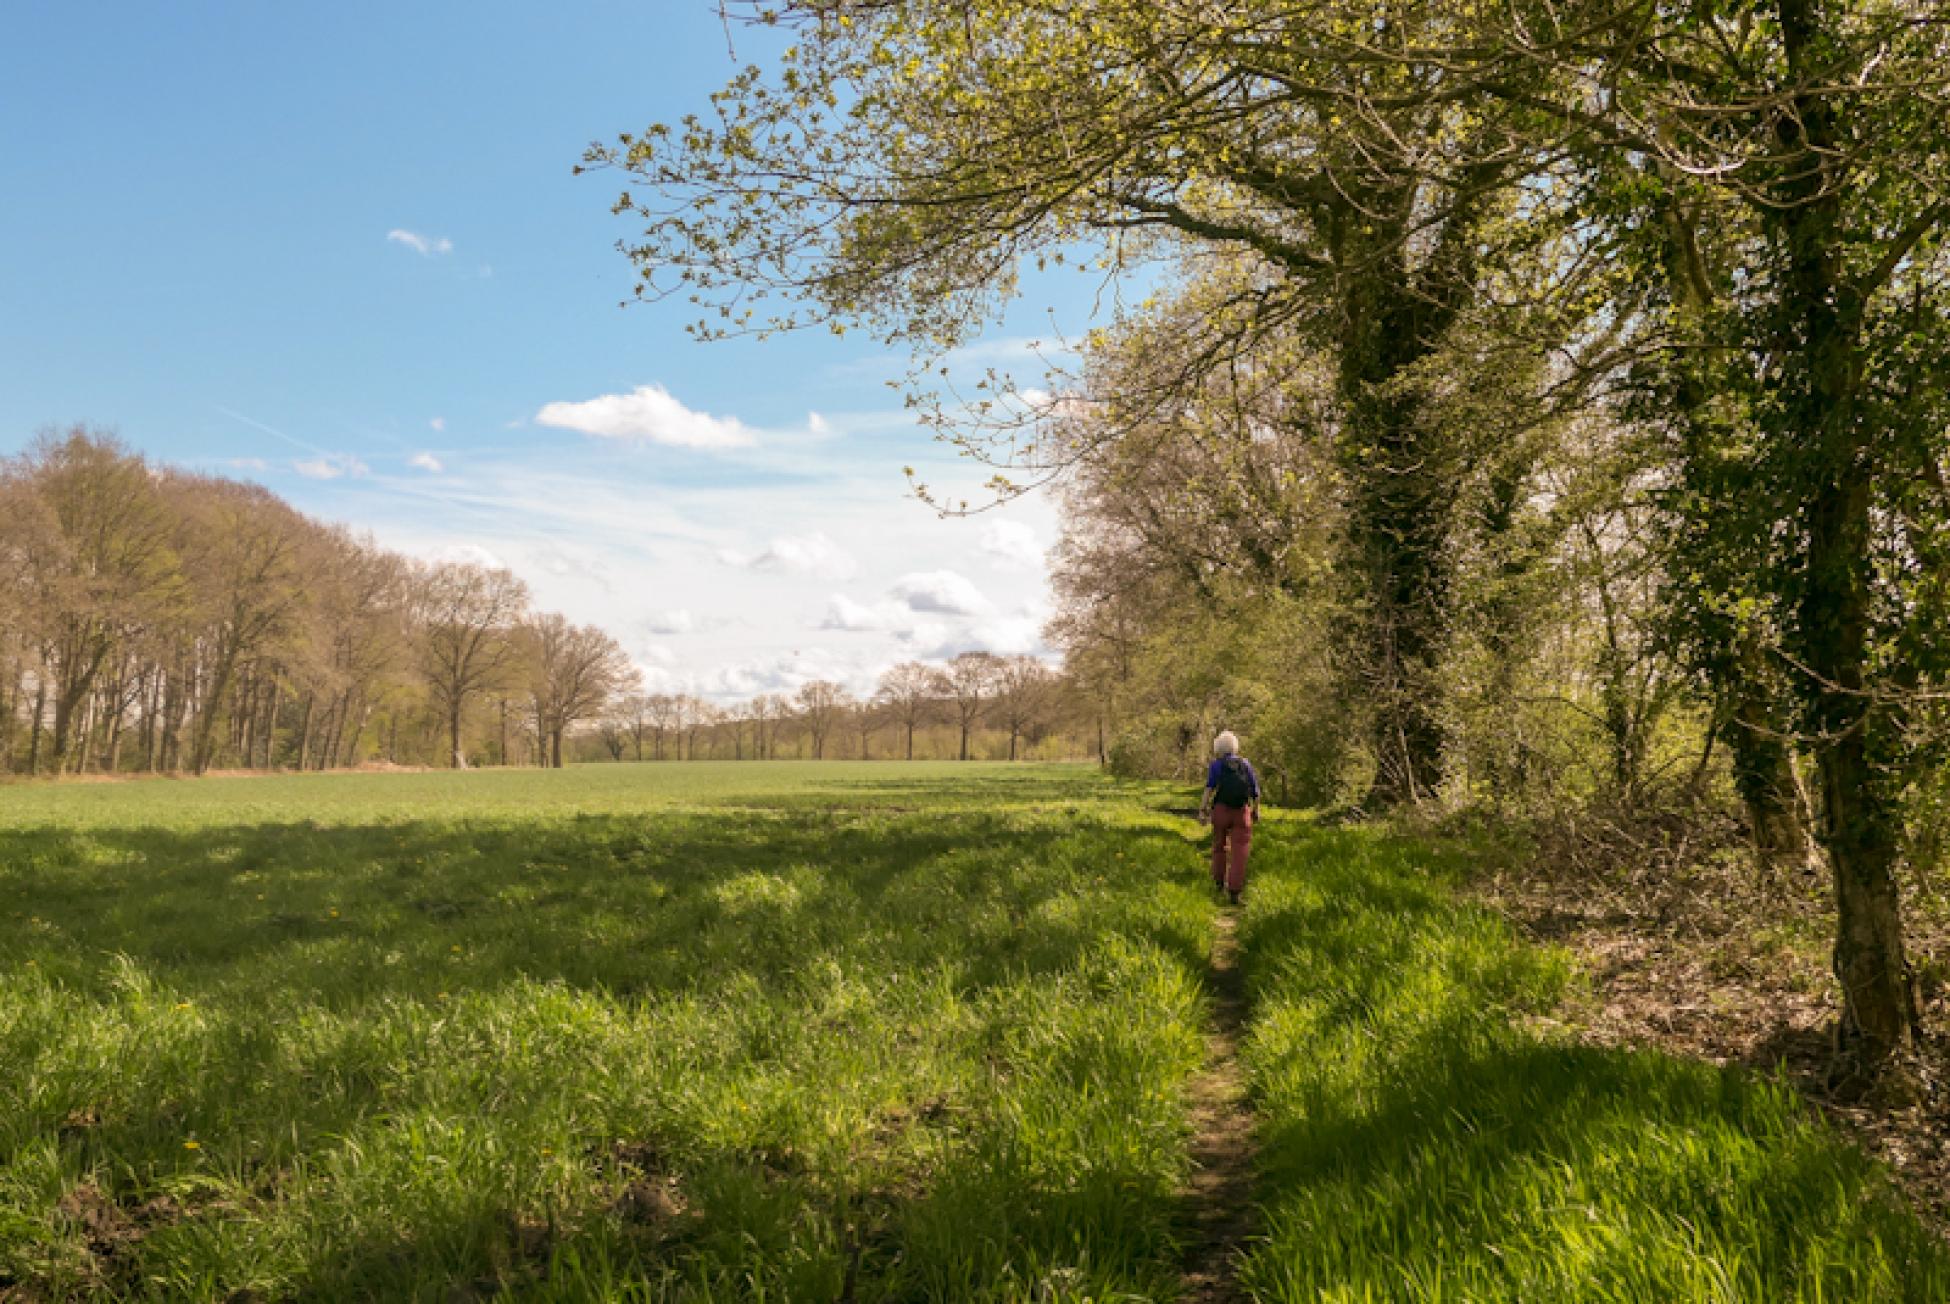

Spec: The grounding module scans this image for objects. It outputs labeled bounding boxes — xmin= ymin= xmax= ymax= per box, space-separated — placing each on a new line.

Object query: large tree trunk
xmin=449 ymin=701 xmax=466 ymax=769
xmin=1333 ymin=188 xmax=1476 ymax=809
xmin=1777 ymin=0 xmax=1913 ymax=1065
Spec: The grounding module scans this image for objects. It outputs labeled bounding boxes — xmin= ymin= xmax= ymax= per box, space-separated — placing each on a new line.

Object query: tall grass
xmin=1234 ymin=827 xmax=1949 ymax=1302
xmin=1 ymin=764 xmax=1209 ymax=1300
xmin=6 ymin=766 xmax=1944 ymax=1299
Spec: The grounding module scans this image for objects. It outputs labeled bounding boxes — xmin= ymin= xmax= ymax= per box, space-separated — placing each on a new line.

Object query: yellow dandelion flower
xmin=184 ymin=1140 xmax=201 ymax=1150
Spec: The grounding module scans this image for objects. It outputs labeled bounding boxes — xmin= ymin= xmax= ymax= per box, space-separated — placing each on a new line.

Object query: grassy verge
xmin=1234 ymin=824 xmax=1950 ymax=1302
xmin=1 ymin=763 xmax=1208 ymax=1300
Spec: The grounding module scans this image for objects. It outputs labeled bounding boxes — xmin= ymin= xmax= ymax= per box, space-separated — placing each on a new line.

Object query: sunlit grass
xmin=4 ymin=765 xmax=1943 ymax=1299
xmin=1 ymin=763 xmax=1208 ymax=1300
xmin=1234 ymin=827 xmax=1949 ymax=1302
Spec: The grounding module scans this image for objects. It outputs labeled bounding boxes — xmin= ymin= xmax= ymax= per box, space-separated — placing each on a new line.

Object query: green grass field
xmin=2 ymin=763 xmax=1944 ymax=1300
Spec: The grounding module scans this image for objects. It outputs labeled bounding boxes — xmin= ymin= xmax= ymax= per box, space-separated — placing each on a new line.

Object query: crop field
xmin=2 ymin=762 xmax=1945 ymax=1301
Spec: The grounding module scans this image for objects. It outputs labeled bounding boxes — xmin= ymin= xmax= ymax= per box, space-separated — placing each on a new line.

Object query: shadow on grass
xmin=1236 ymin=827 xmax=1950 ymax=1302
xmin=0 ymin=803 xmax=1201 ymax=1004
xmin=0 ymin=771 xmax=1211 ymax=1301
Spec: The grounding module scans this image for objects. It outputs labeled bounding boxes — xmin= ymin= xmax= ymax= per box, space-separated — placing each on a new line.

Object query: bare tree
xmin=794 ymin=680 xmax=849 ymax=760
xmin=993 ymin=655 xmax=1061 ymax=762
xmin=933 ymin=653 xmax=1002 ymax=762
xmin=874 ymin=661 xmax=938 ymax=761
xmin=852 ymin=699 xmax=881 ymax=759
xmin=521 ymin=613 xmax=637 ymax=768
xmin=173 ymin=477 xmax=307 ymax=774
xmin=8 ymin=430 xmax=184 ymax=774
xmin=416 ymin=561 xmax=529 ymax=769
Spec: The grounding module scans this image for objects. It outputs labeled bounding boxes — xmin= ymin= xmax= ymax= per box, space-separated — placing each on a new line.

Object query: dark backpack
xmin=1214 ymin=755 xmax=1253 ymax=807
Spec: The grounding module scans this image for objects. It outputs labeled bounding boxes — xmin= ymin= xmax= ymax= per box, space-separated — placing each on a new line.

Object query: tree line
xmin=0 ymin=430 xmax=1081 ymax=775
xmin=594 ymin=0 xmax=1950 ymax=1074
xmin=588 ymin=652 xmax=1070 ymax=764
xmin=0 ymin=430 xmax=630 ymax=775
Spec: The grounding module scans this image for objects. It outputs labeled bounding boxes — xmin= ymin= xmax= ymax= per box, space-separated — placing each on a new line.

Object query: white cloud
xmin=293 ymin=453 xmax=369 ymax=480
xmin=644 ymin=609 xmax=697 ymax=635
xmin=978 ymin=519 xmax=1044 ymax=571
xmin=821 ymin=594 xmax=910 ymax=632
xmin=387 ymin=228 xmax=454 ymax=256
xmin=409 ymin=452 xmax=445 ymax=473
xmin=915 ymin=616 xmax=1047 ymax=659
xmin=721 ymin=531 xmax=857 ymax=581
xmin=891 ymin=569 xmax=994 ymax=616
xmin=429 ymin=417 xmax=446 ymax=432
xmin=641 ymin=643 xmax=679 ymax=668
xmin=808 ymin=412 xmax=832 ymax=436
xmin=227 ymin=457 xmax=268 ymax=471
xmin=429 ymin=543 xmax=505 ymax=570
xmin=534 ymin=384 xmax=756 ymax=450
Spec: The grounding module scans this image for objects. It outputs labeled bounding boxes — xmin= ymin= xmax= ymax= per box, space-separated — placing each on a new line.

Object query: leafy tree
xmin=588 ymin=0 xmax=1562 ymax=805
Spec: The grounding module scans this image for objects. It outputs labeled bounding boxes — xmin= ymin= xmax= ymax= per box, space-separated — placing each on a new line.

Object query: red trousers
xmin=1209 ymin=803 xmax=1253 ymax=893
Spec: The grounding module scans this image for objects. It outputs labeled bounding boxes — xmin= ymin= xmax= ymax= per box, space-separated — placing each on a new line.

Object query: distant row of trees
xmin=0 ymin=431 xmax=1081 ymax=776
xmin=588 ymin=652 xmax=1070 ymax=764
xmin=0 ymin=430 xmax=635 ymax=775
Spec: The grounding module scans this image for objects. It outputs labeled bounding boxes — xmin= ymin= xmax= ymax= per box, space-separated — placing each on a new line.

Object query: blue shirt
xmin=1206 ymin=756 xmax=1260 ymax=803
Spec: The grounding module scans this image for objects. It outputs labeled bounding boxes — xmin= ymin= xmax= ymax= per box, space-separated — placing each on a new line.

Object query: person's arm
xmin=1248 ymin=761 xmax=1263 ymax=819
xmin=1199 ymin=760 xmax=1217 ymax=821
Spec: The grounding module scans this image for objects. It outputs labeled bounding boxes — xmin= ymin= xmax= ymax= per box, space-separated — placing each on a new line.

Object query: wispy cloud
xmin=820 ymin=594 xmax=910 ymax=633
xmin=387 ymin=228 xmax=454 ymax=257
xmin=978 ymin=519 xmax=1044 ymax=571
xmin=430 ymin=543 xmax=505 ymax=569
xmin=719 ymin=531 xmax=858 ymax=580
xmin=409 ymin=452 xmax=445 ymax=473
xmin=293 ymin=453 xmax=369 ymax=480
xmin=644 ymin=609 xmax=697 ymax=635
xmin=227 ymin=457 xmax=268 ymax=471
xmin=535 ymin=384 xmax=756 ymax=450
xmin=429 ymin=417 xmax=446 ymax=432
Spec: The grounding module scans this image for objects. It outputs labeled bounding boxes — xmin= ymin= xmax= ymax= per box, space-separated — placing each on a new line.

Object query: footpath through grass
xmin=2 ymin=762 xmax=1945 ymax=1300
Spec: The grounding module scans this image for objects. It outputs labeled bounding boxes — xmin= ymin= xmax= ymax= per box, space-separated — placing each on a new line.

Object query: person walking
xmin=1199 ymin=731 xmax=1261 ymax=905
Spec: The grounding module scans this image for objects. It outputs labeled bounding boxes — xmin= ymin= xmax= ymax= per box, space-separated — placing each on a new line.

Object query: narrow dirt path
xmin=1180 ymin=908 xmax=1258 ymax=1303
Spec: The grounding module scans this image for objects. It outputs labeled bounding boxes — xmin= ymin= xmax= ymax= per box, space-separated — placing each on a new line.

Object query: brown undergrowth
xmin=1478 ymin=838 xmax=1950 ymax=1232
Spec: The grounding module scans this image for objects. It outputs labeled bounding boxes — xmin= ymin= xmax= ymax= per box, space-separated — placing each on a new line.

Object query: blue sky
xmin=2 ymin=1 xmax=1111 ymax=698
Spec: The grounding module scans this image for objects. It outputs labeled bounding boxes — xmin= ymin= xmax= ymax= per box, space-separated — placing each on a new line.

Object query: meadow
xmin=2 ymin=763 xmax=1944 ymax=1301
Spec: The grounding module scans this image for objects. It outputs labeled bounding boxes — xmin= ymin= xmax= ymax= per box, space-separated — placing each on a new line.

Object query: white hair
xmin=1213 ymin=730 xmax=1239 ymax=756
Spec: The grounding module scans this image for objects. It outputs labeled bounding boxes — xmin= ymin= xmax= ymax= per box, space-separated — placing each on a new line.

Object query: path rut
xmin=1179 ymin=907 xmax=1258 ymax=1302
